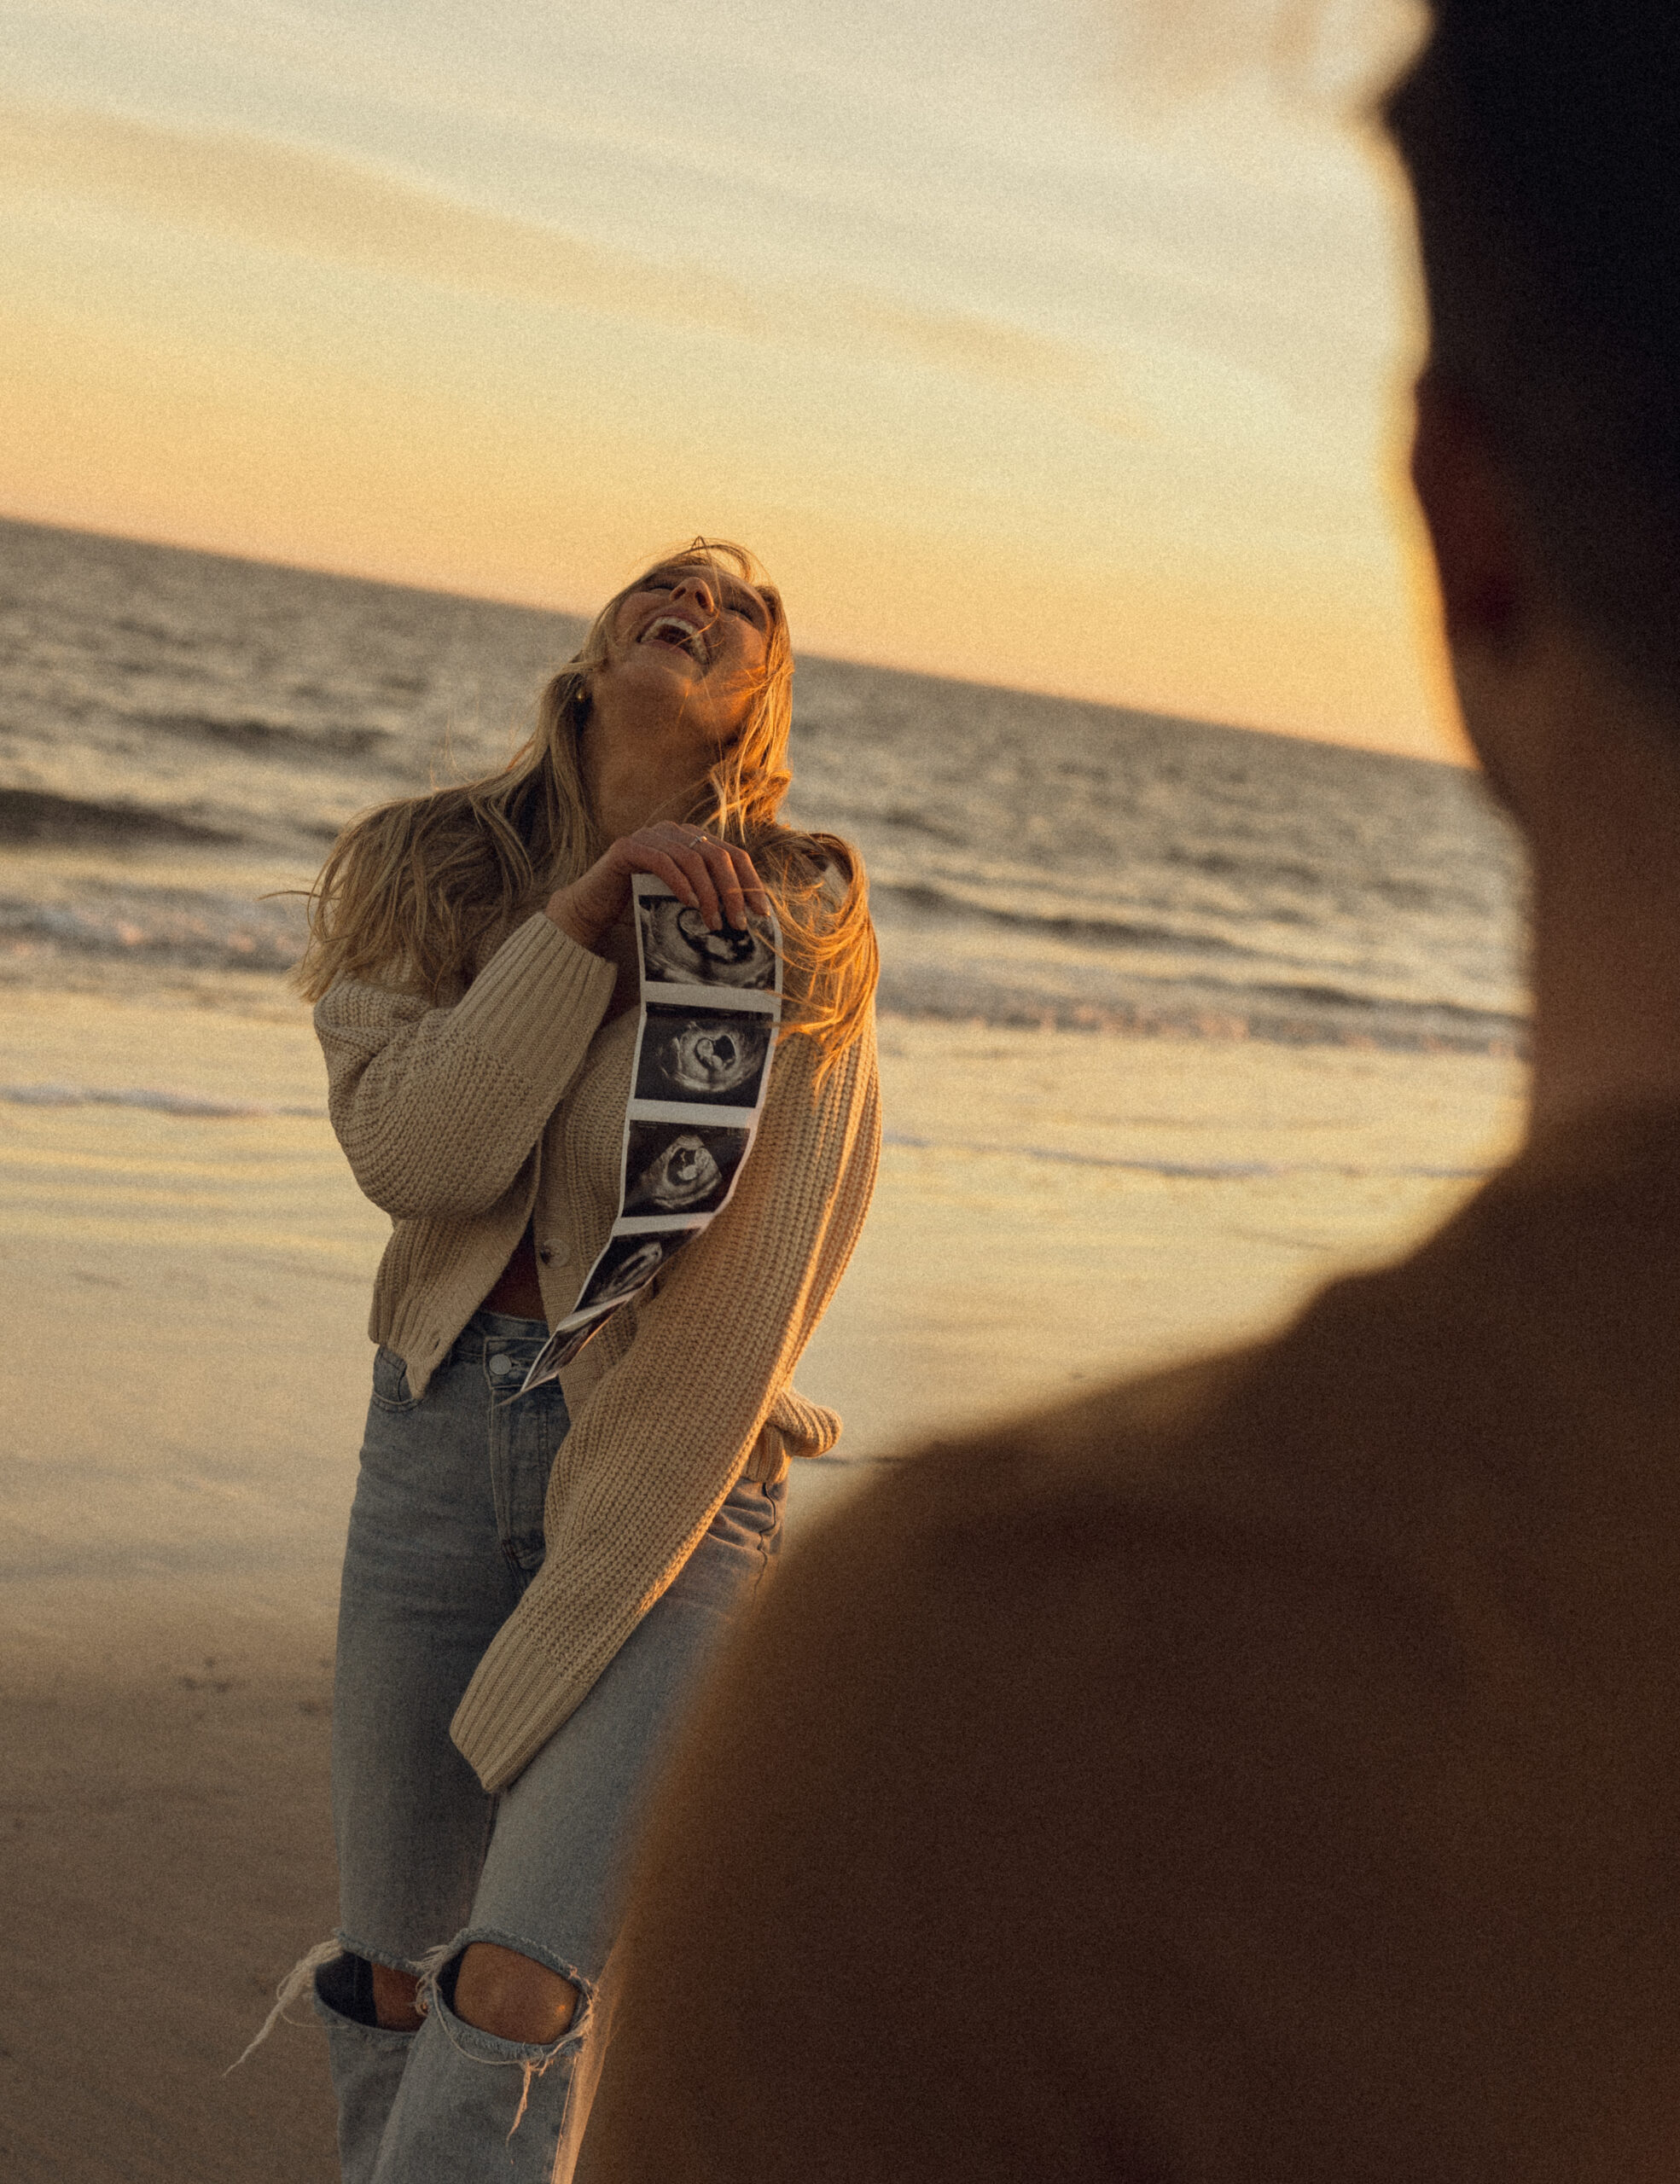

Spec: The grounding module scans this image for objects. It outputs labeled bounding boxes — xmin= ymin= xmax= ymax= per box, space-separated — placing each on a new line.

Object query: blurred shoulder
xmin=778 ymin=1345 xmax=1256 ymax=1630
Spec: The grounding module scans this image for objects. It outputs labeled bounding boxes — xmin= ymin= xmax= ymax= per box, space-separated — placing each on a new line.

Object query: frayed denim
xmin=298 ymin=1309 xmax=783 ymax=2182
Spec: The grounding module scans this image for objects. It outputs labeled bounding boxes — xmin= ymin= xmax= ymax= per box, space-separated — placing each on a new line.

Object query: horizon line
xmin=0 ymin=505 xmax=1474 ymax=774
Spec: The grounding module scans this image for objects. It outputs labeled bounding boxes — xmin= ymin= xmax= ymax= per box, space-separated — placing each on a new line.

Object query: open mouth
xmin=640 ymin=614 xmax=710 ymax=666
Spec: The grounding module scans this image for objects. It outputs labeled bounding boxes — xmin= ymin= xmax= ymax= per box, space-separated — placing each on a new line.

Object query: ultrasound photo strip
xmin=633 ymin=1003 xmax=774 ymax=1109
xmin=519 ymin=874 xmax=782 ymax=1393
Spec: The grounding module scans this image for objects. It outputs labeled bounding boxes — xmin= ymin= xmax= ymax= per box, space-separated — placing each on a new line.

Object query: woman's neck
xmin=584 ymin=692 xmax=713 ymax=841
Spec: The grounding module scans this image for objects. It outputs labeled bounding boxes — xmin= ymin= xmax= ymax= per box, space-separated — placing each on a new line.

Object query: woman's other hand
xmin=546 ymin=823 xmax=770 ymax=954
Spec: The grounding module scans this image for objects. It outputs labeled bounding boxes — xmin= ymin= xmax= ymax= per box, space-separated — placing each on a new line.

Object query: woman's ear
xmin=1410 ymin=370 xmax=1526 ymax=653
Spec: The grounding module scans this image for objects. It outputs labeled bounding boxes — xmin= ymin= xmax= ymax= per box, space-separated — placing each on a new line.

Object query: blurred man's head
xmin=1384 ymin=2 xmax=1680 ymax=804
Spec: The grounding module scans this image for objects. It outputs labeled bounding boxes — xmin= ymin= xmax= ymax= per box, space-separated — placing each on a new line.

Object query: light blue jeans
xmin=311 ymin=1308 xmax=784 ymax=2182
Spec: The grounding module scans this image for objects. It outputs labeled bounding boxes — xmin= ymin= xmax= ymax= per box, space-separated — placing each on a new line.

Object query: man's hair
xmin=1383 ymin=3 xmax=1680 ymax=703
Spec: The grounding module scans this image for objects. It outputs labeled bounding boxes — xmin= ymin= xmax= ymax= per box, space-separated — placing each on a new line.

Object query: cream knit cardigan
xmin=315 ymin=909 xmax=881 ymax=1791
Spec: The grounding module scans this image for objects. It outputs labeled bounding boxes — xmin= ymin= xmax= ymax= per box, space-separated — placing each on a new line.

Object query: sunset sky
xmin=0 ymin=0 xmax=1457 ymax=758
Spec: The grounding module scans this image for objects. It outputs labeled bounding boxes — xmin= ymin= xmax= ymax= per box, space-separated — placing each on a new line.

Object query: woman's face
xmin=601 ymin=561 xmax=773 ymax=746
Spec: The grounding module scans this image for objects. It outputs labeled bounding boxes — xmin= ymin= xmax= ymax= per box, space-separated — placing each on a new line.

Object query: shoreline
xmin=2 ymin=979 xmax=1526 ymax=2178
xmin=0 ymin=935 xmax=1528 ymax=1060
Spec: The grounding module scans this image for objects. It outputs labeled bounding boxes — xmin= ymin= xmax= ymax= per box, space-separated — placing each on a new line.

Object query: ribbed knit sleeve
xmin=313 ymin=912 xmax=617 ymax=1221
xmin=450 ymin=1012 xmax=882 ymax=1792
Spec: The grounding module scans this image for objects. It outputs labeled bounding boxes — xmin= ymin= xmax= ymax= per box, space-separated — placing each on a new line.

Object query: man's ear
xmin=1410 ymin=370 xmax=1525 ymax=652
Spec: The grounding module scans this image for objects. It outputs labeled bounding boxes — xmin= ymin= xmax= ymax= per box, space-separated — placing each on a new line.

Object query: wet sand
xmin=3 ymin=1600 xmax=340 ymax=2181
xmin=0 ymin=981 xmax=1524 ymax=2180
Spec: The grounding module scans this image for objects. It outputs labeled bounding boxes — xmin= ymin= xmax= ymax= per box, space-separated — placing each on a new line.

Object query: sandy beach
xmin=1 ymin=976 xmax=1524 ymax=2180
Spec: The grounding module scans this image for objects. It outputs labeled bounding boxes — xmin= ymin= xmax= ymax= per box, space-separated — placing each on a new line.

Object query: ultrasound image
xmin=621 ymin=1119 xmax=752 ymax=1217
xmin=633 ymin=1005 xmax=774 ymax=1108
xmin=572 ymin=1229 xmax=688 ymax=1315
xmin=637 ymin=894 xmax=777 ymax=990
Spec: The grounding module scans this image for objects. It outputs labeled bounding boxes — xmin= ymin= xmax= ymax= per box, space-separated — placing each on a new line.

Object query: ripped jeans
xmin=311 ymin=1308 xmax=785 ymax=2183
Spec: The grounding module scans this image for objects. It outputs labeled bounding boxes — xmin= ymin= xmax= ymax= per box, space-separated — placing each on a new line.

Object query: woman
xmin=288 ymin=540 xmax=880 ymax=2181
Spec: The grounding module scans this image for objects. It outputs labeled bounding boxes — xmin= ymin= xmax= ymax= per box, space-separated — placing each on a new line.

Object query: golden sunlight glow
xmin=0 ymin=0 xmax=1456 ymax=758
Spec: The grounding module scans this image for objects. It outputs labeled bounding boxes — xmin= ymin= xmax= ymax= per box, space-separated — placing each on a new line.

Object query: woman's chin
xmin=602 ymin=654 xmax=736 ymax=737
xmin=611 ymin=648 xmax=704 ymax=698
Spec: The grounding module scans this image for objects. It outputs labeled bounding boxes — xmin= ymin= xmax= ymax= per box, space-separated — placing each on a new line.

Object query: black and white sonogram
xmin=621 ymin=1120 xmax=752 ymax=1217
xmin=633 ymin=1005 xmax=774 ymax=1109
xmin=637 ymin=895 xmax=777 ymax=991
xmin=572 ymin=1229 xmax=686 ymax=1316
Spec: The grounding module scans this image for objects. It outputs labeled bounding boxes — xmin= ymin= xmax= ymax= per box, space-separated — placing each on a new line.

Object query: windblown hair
xmin=1383 ymin=0 xmax=1680 ymax=706
xmin=295 ymin=539 xmax=878 ymax=1070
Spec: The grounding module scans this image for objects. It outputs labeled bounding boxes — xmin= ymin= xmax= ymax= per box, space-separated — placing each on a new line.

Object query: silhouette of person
xmin=583 ymin=7 xmax=1680 ymax=2177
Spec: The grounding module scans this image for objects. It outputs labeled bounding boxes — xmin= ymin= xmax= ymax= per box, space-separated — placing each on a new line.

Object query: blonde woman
xmin=293 ymin=541 xmax=880 ymax=2181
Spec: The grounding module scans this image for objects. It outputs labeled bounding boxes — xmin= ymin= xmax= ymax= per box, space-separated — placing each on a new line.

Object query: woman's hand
xmin=546 ymin=822 xmax=770 ymax=954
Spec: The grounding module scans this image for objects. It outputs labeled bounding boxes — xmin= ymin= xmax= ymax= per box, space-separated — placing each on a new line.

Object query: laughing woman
xmin=290 ymin=541 xmax=880 ymax=2182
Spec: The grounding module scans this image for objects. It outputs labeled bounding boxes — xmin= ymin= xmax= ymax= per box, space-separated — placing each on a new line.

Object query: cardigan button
xmin=538 ymin=1240 xmax=571 ymax=1267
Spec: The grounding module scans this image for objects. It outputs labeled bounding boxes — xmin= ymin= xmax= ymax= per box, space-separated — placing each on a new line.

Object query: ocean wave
xmin=0 ymin=886 xmax=1526 ymax=1053
xmin=0 ymin=787 xmax=242 ymax=847
xmin=2 ymin=1082 xmax=325 ymax=1117
xmin=873 ymin=964 xmax=1528 ymax=1056
xmin=1162 ymin=844 xmax=1324 ymax=889
xmin=873 ymin=875 xmax=1503 ymax=991
xmin=1235 ymin=976 xmax=1518 ymax=1030
xmin=873 ymin=876 xmax=1258 ymax=957
xmin=881 ymin=1130 xmax=1492 ymax=1182
xmin=0 ymin=895 xmax=305 ymax=970
xmin=0 ymin=1083 xmax=1494 ymax=1176
xmin=134 ymin=709 xmax=392 ymax=760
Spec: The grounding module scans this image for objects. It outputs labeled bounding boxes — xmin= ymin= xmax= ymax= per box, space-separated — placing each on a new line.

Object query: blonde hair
xmin=294 ymin=538 xmax=878 ymax=1069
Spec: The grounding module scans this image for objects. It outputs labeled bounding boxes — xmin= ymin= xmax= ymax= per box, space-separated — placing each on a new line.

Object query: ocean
xmin=0 ymin=514 xmax=1527 ymax=1054
xmin=0 ymin=526 xmax=1540 ymax=2184
xmin=1 ymin=512 xmax=1528 ymax=1570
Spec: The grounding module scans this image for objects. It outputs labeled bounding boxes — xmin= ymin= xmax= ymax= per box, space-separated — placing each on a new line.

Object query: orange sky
xmin=0 ymin=1 xmax=1462 ymax=760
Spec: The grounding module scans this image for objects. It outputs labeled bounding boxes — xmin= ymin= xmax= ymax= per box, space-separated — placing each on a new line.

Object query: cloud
xmin=0 ymin=101 xmax=1105 ymax=395
xmin=848 ymin=297 xmax=1096 ymax=389
xmin=0 ymin=101 xmax=768 ymax=335
xmin=1096 ymin=0 xmax=1427 ymax=107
